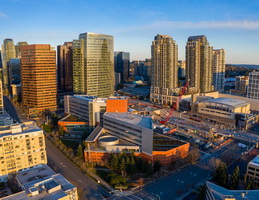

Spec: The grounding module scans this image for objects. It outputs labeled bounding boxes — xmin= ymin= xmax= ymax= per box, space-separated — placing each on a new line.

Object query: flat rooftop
xmin=249 ymin=155 xmax=259 ymax=167
xmin=206 ymin=181 xmax=259 ymax=200
xmin=104 ymin=112 xmax=152 ymax=129
xmin=204 ymin=98 xmax=249 ymax=107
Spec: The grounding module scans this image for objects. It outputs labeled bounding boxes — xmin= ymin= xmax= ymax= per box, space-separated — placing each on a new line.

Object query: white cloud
xmin=116 ymin=20 xmax=259 ymax=33
xmin=0 ymin=12 xmax=8 ymax=19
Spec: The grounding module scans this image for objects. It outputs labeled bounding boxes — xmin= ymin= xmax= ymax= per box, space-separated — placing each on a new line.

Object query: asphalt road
xmin=46 ymin=138 xmax=110 ymax=200
xmin=3 ymin=96 xmax=24 ymax=122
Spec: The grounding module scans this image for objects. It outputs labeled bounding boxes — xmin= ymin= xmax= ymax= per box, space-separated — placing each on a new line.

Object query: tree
xmin=109 ymin=154 xmax=119 ymax=172
xmin=153 ymin=160 xmax=161 ymax=173
xmin=246 ymin=178 xmax=256 ymax=190
xmin=146 ymin=161 xmax=153 ymax=176
xmin=58 ymin=126 xmax=65 ymax=136
xmin=120 ymin=158 xmax=126 ymax=176
xmin=186 ymin=148 xmax=201 ymax=164
xmin=77 ymin=144 xmax=83 ymax=159
xmin=108 ymin=172 xmax=126 ymax=186
xmin=215 ymin=162 xmax=228 ymax=187
xmin=230 ymin=166 xmax=240 ymax=189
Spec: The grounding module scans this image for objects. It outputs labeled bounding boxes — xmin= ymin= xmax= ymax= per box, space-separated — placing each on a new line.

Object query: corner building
xmin=73 ymin=33 xmax=114 ymax=98
xmin=21 ymin=44 xmax=57 ymax=114
xmin=186 ymin=35 xmax=214 ymax=93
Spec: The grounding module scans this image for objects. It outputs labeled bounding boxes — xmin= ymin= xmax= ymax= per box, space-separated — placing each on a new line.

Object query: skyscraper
xmin=150 ymin=34 xmax=178 ymax=105
xmin=1 ymin=39 xmax=16 ymax=90
xmin=57 ymin=42 xmax=73 ymax=91
xmin=8 ymin=58 xmax=21 ymax=85
xmin=212 ymin=49 xmax=225 ymax=91
xmin=247 ymin=71 xmax=259 ymax=101
xmin=15 ymin=42 xmax=28 ymax=58
xmin=73 ymin=32 xmax=114 ymax=98
xmin=178 ymin=60 xmax=186 ymax=79
xmin=21 ymin=44 xmax=57 ymax=114
xmin=186 ymin=35 xmax=214 ymax=93
xmin=114 ymin=51 xmax=130 ymax=83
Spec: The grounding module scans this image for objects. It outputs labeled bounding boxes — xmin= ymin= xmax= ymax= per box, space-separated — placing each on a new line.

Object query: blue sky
xmin=1 ymin=0 xmax=259 ymax=64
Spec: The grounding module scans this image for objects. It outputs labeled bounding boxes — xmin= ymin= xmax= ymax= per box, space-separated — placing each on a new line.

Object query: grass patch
xmin=61 ymin=139 xmax=80 ymax=150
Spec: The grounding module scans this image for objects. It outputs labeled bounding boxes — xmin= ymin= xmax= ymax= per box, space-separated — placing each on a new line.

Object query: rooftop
xmin=104 ymin=112 xmax=152 ymax=129
xmin=204 ymin=98 xmax=249 ymax=107
xmin=206 ymin=181 xmax=259 ymax=200
xmin=249 ymin=155 xmax=259 ymax=167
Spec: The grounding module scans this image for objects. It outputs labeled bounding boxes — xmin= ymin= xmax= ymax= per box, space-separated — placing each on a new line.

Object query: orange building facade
xmin=106 ymin=97 xmax=128 ymax=112
xmin=84 ymin=143 xmax=190 ymax=166
xmin=21 ymin=44 xmax=57 ymax=114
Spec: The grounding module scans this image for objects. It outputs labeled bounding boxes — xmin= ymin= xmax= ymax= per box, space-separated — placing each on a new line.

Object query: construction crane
xmin=160 ymin=81 xmax=189 ymax=124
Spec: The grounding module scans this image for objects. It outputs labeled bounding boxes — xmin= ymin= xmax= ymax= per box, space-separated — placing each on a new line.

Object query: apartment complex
xmin=0 ymin=122 xmax=47 ymax=182
xmin=1 ymin=39 xmax=16 ymax=90
xmin=73 ymin=32 xmax=114 ymax=98
xmin=186 ymin=35 xmax=214 ymax=93
xmin=212 ymin=49 xmax=226 ymax=91
xmin=132 ymin=59 xmax=152 ymax=82
xmin=114 ymin=51 xmax=130 ymax=83
xmin=245 ymin=155 xmax=259 ymax=183
xmin=150 ymin=34 xmax=179 ymax=105
xmin=21 ymin=44 xmax=57 ymax=114
xmin=57 ymin=42 xmax=73 ymax=91
xmin=247 ymin=71 xmax=259 ymax=101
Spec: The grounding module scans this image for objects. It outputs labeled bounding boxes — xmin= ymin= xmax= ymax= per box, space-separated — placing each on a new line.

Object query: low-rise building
xmin=84 ymin=112 xmax=189 ymax=165
xmin=245 ymin=155 xmax=259 ymax=183
xmin=1 ymin=165 xmax=78 ymax=200
xmin=247 ymin=71 xmax=259 ymax=101
xmin=64 ymin=95 xmax=128 ymax=127
xmin=205 ymin=181 xmax=259 ymax=200
xmin=230 ymin=76 xmax=249 ymax=96
xmin=0 ymin=121 xmax=47 ymax=182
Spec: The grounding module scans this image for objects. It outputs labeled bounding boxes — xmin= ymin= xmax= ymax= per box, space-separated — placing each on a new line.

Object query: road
xmin=4 ymin=96 xmax=110 ymax=200
xmin=46 ymin=138 xmax=110 ymax=200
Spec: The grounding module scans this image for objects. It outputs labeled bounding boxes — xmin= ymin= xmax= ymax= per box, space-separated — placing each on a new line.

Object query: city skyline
xmin=1 ymin=0 xmax=259 ymax=64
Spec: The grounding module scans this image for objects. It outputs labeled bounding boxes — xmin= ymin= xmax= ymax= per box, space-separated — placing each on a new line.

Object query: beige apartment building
xmin=212 ymin=49 xmax=226 ymax=91
xmin=0 ymin=122 xmax=47 ymax=182
xmin=150 ymin=34 xmax=179 ymax=105
xmin=186 ymin=35 xmax=214 ymax=93
xmin=245 ymin=155 xmax=259 ymax=183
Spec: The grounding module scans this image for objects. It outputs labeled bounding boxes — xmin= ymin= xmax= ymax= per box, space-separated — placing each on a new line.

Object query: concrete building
xmin=11 ymin=83 xmax=21 ymax=97
xmin=21 ymin=44 xmax=57 ymax=114
xmin=205 ymin=181 xmax=259 ymax=200
xmin=150 ymin=34 xmax=178 ymax=105
xmin=57 ymin=42 xmax=73 ymax=91
xmin=73 ymin=32 xmax=114 ymax=98
xmin=114 ymin=51 xmax=130 ymax=83
xmin=0 ymin=121 xmax=47 ymax=182
xmin=1 ymin=39 xmax=16 ymax=90
xmin=1 ymin=166 xmax=78 ymax=200
xmin=212 ymin=49 xmax=226 ymax=91
xmin=114 ymin=72 xmax=121 ymax=90
xmin=84 ymin=112 xmax=189 ymax=165
xmin=64 ymin=95 xmax=128 ymax=127
xmin=230 ymin=76 xmax=249 ymax=96
xmin=132 ymin=59 xmax=151 ymax=82
xmin=8 ymin=58 xmax=21 ymax=86
xmin=247 ymin=71 xmax=259 ymax=101
xmin=186 ymin=35 xmax=214 ymax=93
xmin=245 ymin=155 xmax=259 ymax=183
xmin=194 ymin=97 xmax=256 ymax=129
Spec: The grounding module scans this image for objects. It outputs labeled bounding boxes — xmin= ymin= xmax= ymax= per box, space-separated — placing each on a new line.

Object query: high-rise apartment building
xmin=212 ymin=49 xmax=225 ymax=91
xmin=150 ymin=34 xmax=178 ymax=105
xmin=57 ymin=42 xmax=73 ymax=91
xmin=114 ymin=51 xmax=130 ymax=83
xmin=15 ymin=42 xmax=28 ymax=58
xmin=0 ymin=122 xmax=47 ymax=182
xmin=247 ymin=71 xmax=259 ymax=101
xmin=186 ymin=35 xmax=214 ymax=93
xmin=132 ymin=59 xmax=152 ymax=82
xmin=1 ymin=39 xmax=16 ymax=90
xmin=178 ymin=60 xmax=186 ymax=79
xmin=21 ymin=44 xmax=57 ymax=114
xmin=73 ymin=32 xmax=114 ymax=98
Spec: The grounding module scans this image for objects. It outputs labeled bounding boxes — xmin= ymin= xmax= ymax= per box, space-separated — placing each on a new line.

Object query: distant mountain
xmin=227 ymin=64 xmax=259 ymax=69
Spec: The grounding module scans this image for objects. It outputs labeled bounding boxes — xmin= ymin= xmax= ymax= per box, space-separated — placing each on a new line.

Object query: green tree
xmin=153 ymin=160 xmax=161 ymax=173
xmin=230 ymin=166 xmax=240 ymax=189
xmin=120 ymin=158 xmax=126 ymax=176
xmin=108 ymin=172 xmax=126 ymax=186
xmin=146 ymin=161 xmax=153 ymax=176
xmin=109 ymin=154 xmax=119 ymax=172
xmin=76 ymin=144 xmax=83 ymax=159
xmin=58 ymin=126 xmax=65 ymax=136
xmin=215 ymin=163 xmax=228 ymax=187
xmin=246 ymin=178 xmax=256 ymax=190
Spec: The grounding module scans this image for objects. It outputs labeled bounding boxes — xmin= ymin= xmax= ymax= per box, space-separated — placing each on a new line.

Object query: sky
xmin=0 ymin=0 xmax=259 ymax=64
